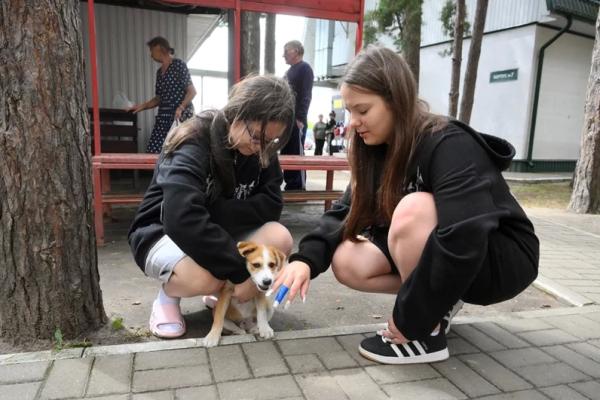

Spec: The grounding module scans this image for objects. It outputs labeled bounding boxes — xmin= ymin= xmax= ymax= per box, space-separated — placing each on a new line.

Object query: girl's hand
xmin=270 ymin=261 xmax=311 ymax=307
xmin=381 ymin=318 xmax=409 ymax=344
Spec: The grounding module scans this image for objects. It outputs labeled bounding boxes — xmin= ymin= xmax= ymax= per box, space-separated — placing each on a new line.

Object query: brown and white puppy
xmin=202 ymin=241 xmax=286 ymax=347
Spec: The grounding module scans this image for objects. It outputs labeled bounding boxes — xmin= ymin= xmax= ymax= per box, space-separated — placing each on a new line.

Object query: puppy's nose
xmin=262 ymin=278 xmax=272 ymax=287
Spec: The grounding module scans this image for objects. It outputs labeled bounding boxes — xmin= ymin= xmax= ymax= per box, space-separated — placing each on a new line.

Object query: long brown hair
xmin=163 ymin=74 xmax=295 ymax=167
xmin=342 ymin=46 xmax=447 ymax=241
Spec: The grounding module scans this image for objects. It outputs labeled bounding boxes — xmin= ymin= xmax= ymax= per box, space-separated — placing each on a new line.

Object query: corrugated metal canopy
xmin=546 ymin=0 xmax=599 ymax=23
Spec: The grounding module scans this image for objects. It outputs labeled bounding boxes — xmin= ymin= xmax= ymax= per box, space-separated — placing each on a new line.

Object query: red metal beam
xmin=234 ymin=0 xmax=241 ymax=82
xmin=87 ymin=0 xmax=101 ymax=156
xmin=240 ymin=1 xmax=360 ymax=22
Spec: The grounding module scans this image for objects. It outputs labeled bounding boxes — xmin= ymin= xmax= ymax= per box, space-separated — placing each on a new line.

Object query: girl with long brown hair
xmin=129 ymin=75 xmax=295 ymax=339
xmin=273 ymin=46 xmax=539 ymax=364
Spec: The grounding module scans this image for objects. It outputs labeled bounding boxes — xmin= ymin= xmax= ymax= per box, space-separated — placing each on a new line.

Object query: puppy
xmin=202 ymin=241 xmax=286 ymax=347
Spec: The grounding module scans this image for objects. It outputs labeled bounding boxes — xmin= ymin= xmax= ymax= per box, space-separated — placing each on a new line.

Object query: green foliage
xmin=53 ymin=328 xmax=64 ymax=352
xmin=363 ymin=0 xmax=422 ymax=51
xmin=111 ymin=316 xmax=124 ymax=331
xmin=439 ymin=0 xmax=471 ymax=57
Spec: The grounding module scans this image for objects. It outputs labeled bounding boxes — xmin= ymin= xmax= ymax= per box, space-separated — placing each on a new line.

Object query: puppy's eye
xmin=268 ymin=262 xmax=276 ymax=269
xmin=251 ymin=263 xmax=261 ymax=269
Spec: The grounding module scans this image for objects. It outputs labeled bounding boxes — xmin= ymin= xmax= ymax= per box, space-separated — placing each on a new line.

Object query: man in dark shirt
xmin=282 ymin=40 xmax=314 ymax=190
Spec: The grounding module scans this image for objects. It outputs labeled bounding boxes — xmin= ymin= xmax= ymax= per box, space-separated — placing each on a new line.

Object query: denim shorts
xmin=144 ymin=235 xmax=186 ymax=283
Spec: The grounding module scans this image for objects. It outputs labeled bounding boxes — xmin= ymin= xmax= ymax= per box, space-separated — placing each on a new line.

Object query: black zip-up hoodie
xmin=128 ymin=111 xmax=284 ymax=284
xmin=288 ymin=121 xmax=539 ymax=339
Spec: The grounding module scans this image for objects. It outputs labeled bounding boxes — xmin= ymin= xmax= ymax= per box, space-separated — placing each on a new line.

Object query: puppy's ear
xmin=237 ymin=241 xmax=258 ymax=257
xmin=271 ymin=247 xmax=287 ymax=267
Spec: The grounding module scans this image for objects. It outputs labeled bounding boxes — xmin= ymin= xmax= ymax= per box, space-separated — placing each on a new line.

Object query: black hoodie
xmin=288 ymin=121 xmax=539 ymax=339
xmin=128 ymin=111 xmax=284 ymax=284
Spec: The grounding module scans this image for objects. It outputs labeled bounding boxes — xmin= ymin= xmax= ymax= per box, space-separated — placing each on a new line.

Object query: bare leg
xmin=331 ymin=239 xmax=402 ymax=294
xmin=387 ymin=192 xmax=437 ymax=282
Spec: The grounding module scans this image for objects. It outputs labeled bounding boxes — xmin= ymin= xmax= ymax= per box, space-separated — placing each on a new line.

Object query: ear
xmin=237 ymin=241 xmax=258 ymax=257
xmin=271 ymin=247 xmax=287 ymax=266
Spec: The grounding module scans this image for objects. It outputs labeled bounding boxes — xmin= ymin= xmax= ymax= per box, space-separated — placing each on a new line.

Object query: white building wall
xmin=80 ymin=3 xmax=187 ymax=151
xmin=532 ymin=27 xmax=593 ymax=160
xmin=419 ymin=25 xmax=538 ymax=158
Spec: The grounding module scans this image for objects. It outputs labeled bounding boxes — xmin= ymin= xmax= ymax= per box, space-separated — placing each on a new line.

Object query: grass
xmin=508 ymin=181 xmax=572 ymax=209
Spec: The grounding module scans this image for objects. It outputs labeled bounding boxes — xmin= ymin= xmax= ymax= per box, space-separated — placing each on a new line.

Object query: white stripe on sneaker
xmin=413 ymin=340 xmax=427 ymax=355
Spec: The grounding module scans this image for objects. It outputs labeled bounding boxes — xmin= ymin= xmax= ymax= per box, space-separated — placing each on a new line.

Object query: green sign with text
xmin=490 ymin=68 xmax=518 ymax=83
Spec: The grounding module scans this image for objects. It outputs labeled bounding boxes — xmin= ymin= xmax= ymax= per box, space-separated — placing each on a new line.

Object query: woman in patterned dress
xmin=129 ymin=36 xmax=197 ymax=153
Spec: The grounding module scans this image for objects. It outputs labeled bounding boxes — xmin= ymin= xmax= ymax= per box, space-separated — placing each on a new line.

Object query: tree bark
xmin=458 ymin=0 xmax=488 ymax=123
xmin=241 ymin=11 xmax=260 ymax=77
xmin=448 ymin=0 xmax=465 ymax=118
xmin=0 ymin=1 xmax=106 ymax=344
xmin=264 ymin=13 xmax=276 ymax=74
xmin=402 ymin=0 xmax=422 ymax=87
xmin=568 ymin=10 xmax=600 ymax=213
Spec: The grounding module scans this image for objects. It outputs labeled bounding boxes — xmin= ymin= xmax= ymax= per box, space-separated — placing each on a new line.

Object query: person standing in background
xmin=281 ymin=40 xmax=314 ymax=190
xmin=313 ymin=114 xmax=327 ymax=156
xmin=325 ymin=111 xmax=337 ymax=156
xmin=129 ymin=36 xmax=197 ymax=153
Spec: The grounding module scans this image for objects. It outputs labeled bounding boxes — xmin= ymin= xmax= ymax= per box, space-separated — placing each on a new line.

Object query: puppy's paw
xmin=258 ymin=325 xmax=274 ymax=339
xmin=202 ymin=333 xmax=221 ymax=348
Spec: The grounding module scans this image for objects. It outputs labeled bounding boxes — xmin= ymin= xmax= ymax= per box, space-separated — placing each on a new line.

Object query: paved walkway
xmin=2 ymin=173 xmax=600 ymax=399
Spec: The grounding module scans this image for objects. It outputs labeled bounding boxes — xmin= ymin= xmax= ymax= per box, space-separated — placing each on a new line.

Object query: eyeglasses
xmin=244 ymin=121 xmax=280 ymax=148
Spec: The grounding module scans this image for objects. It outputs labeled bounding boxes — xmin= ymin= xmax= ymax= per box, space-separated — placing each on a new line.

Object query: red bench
xmin=92 ymin=154 xmax=349 ymax=245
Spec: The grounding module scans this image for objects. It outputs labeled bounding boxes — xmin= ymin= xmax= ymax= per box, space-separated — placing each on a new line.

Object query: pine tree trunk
xmin=402 ymin=0 xmax=422 ymax=87
xmin=0 ymin=1 xmax=106 ymax=344
xmin=241 ymin=11 xmax=260 ymax=77
xmin=568 ymin=10 xmax=600 ymax=213
xmin=458 ymin=0 xmax=488 ymax=123
xmin=448 ymin=0 xmax=465 ymax=118
xmin=264 ymin=13 xmax=276 ymax=74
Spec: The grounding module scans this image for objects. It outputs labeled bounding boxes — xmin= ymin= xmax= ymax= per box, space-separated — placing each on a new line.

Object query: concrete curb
xmin=533 ymin=275 xmax=595 ymax=307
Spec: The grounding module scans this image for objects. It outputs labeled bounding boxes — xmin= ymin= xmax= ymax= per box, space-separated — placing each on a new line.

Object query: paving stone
xmin=331 ymin=368 xmax=389 ymax=400
xmin=471 ymin=323 xmax=529 ymax=348
xmin=570 ymin=380 xmax=600 ymax=400
xmin=277 ymin=337 xmax=343 ymax=356
xmin=40 ymin=357 xmax=93 ymax=399
xmin=459 ymin=353 xmax=532 ymax=392
xmin=433 ymin=357 xmax=499 ymax=398
xmin=567 ymin=341 xmax=600 ymax=363
xmin=585 ymin=312 xmax=600 ymax=323
xmin=294 ymin=372 xmax=349 ymax=400
xmin=513 ymin=362 xmax=589 ymax=387
xmin=176 ymin=385 xmax=219 ymax=400
xmin=131 ymin=390 xmax=173 ymax=400
xmin=242 ymin=341 xmax=288 ymax=377
xmin=336 ymin=334 xmax=377 ymax=366
xmin=132 ymin=365 xmax=211 ymax=392
xmin=208 ymin=345 xmax=251 ymax=382
xmin=540 ymin=385 xmax=589 ymax=400
xmin=365 ymin=364 xmax=439 ymax=385
xmin=543 ymin=315 xmax=600 ymax=339
xmin=490 ymin=347 xmax=556 ymax=368
xmin=0 ymin=360 xmax=50 ymax=383
xmin=453 ymin=325 xmax=505 ymax=352
xmin=318 ymin=349 xmax=358 ymax=369
xmin=0 ymin=382 xmax=41 ymax=400
xmin=218 ymin=375 xmax=301 ymax=400
xmin=470 ymin=389 xmax=548 ymax=400
xmin=517 ymin=328 xmax=580 ymax=347
xmin=86 ymin=354 xmax=132 ymax=396
xmin=543 ymin=344 xmax=600 ymax=378
xmin=134 ymin=348 xmax=207 ymax=370
xmin=285 ymin=354 xmax=325 ymax=374
xmin=383 ymin=378 xmax=466 ymax=399
xmin=447 ymin=337 xmax=479 ymax=355
xmin=84 ymin=395 xmax=129 ymax=400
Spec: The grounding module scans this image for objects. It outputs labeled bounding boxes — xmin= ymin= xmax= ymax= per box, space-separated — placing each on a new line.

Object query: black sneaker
xmin=442 ymin=300 xmax=464 ymax=334
xmin=359 ymin=329 xmax=449 ymax=364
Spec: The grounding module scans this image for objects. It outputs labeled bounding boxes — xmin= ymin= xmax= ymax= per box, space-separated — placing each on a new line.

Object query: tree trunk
xmin=448 ymin=0 xmax=465 ymax=118
xmin=458 ymin=0 xmax=488 ymax=123
xmin=0 ymin=1 xmax=106 ymax=344
xmin=241 ymin=11 xmax=261 ymax=77
xmin=264 ymin=13 xmax=276 ymax=74
xmin=568 ymin=10 xmax=600 ymax=213
xmin=402 ymin=0 xmax=423 ymax=87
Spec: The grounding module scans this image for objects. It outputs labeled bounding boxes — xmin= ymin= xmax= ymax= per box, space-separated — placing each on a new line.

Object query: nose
xmin=262 ymin=278 xmax=272 ymax=287
xmin=349 ymin=113 xmax=361 ymax=130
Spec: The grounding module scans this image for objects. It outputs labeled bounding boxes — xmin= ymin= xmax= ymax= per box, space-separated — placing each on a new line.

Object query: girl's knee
xmin=255 ymin=222 xmax=293 ymax=255
xmin=389 ymin=192 xmax=436 ymax=240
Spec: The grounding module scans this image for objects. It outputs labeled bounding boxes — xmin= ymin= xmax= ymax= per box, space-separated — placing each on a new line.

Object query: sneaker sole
xmin=358 ymin=345 xmax=449 ymax=365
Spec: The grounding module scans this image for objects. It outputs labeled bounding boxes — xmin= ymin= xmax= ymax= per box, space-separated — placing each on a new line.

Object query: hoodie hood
xmin=449 ymin=120 xmax=515 ymax=171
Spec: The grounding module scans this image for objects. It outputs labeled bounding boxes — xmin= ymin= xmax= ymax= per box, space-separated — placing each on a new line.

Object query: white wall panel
xmin=80 ymin=2 xmax=187 ymax=151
